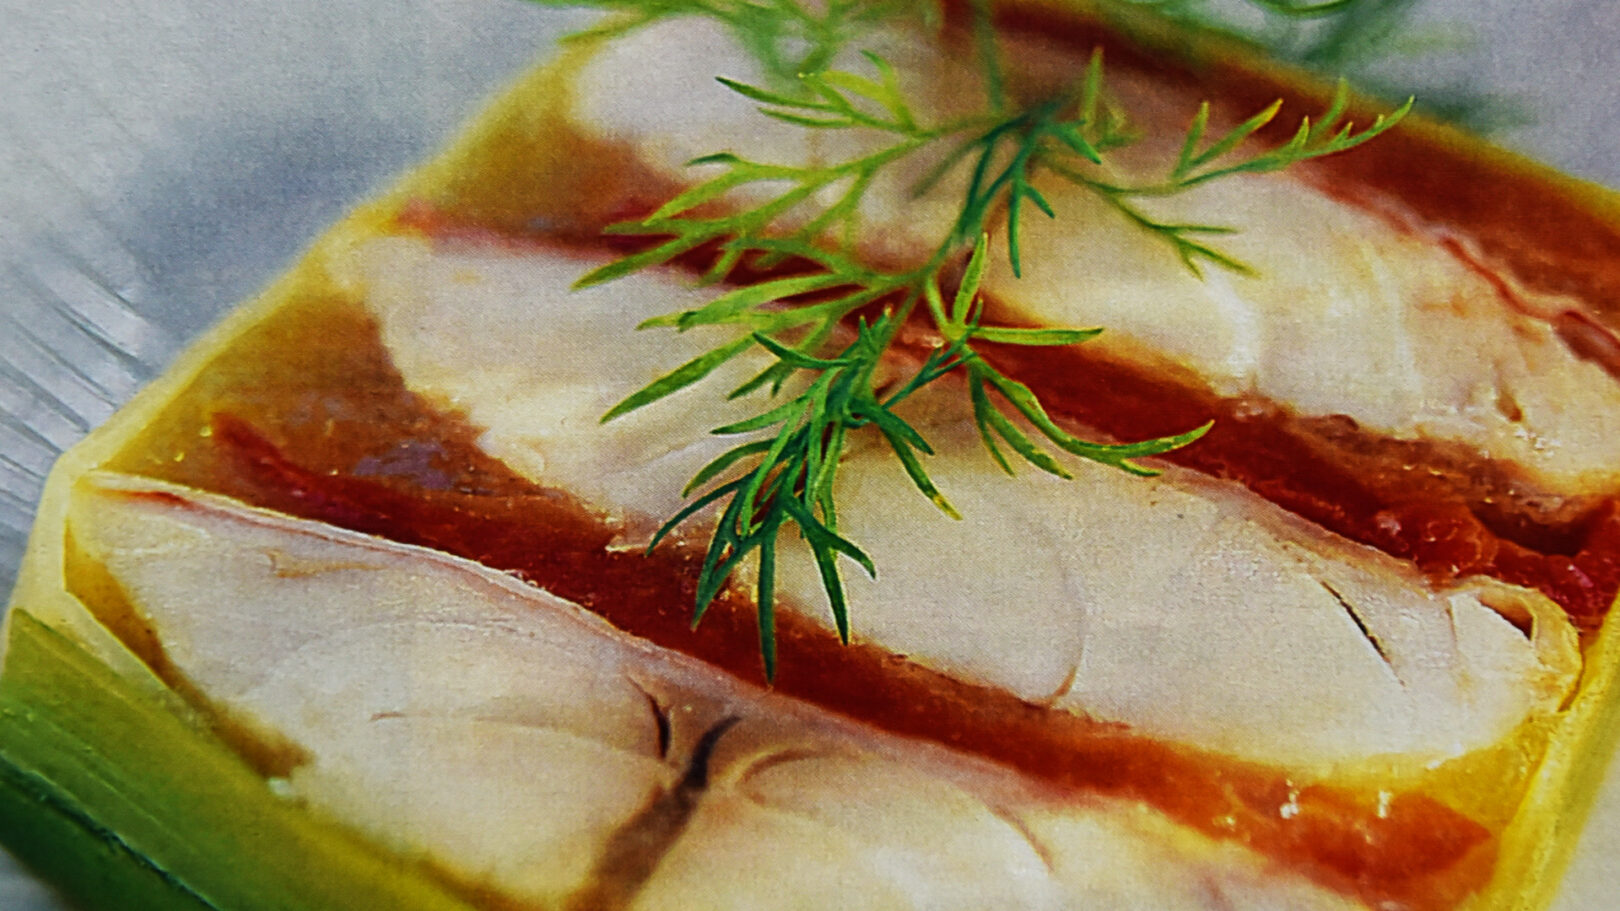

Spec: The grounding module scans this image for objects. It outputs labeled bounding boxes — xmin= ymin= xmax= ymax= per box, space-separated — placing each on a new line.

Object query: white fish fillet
xmin=350 ymin=235 xmax=1579 ymax=769
xmin=67 ymin=473 xmax=1365 ymax=911
xmin=572 ymin=17 xmax=978 ymax=268
xmin=567 ymin=15 xmax=1620 ymax=491
xmin=986 ymin=174 xmax=1620 ymax=491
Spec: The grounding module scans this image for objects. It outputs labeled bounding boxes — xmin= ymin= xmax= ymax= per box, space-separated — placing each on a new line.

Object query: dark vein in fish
xmin=566 ymin=716 xmax=741 ymax=911
xmin=1321 ymin=580 xmax=1403 ymax=686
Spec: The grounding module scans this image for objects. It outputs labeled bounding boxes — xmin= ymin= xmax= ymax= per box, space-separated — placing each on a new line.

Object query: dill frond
xmin=543 ymin=0 xmax=1407 ymax=677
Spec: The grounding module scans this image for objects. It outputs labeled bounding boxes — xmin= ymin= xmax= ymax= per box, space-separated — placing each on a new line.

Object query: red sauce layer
xmin=209 ymin=412 xmax=1492 ymax=910
xmin=973 ymin=338 xmax=1620 ymax=630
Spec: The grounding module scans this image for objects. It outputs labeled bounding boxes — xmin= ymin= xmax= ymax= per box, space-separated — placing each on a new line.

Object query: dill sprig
xmin=1113 ymin=0 xmax=1515 ymax=132
xmin=1115 ymin=0 xmax=1414 ymax=65
xmin=544 ymin=0 xmax=939 ymax=85
xmin=632 ymin=240 xmax=1206 ymax=678
xmin=1048 ymin=76 xmax=1411 ymax=273
xmin=560 ymin=0 xmax=1408 ymax=678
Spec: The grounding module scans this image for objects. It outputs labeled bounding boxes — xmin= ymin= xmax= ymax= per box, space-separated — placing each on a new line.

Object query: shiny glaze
xmin=204 ymin=412 xmax=1493 ymax=911
xmin=93 ymin=10 xmax=1620 ymax=902
xmin=104 ymin=281 xmax=1497 ymax=908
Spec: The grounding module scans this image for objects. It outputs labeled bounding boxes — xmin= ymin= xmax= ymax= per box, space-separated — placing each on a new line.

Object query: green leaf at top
xmin=602 ymin=335 xmax=756 ymax=422
xmin=970 ymin=325 xmax=1104 ymax=346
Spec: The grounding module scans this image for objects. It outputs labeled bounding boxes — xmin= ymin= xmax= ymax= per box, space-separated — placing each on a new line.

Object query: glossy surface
xmin=352 ymin=233 xmax=1577 ymax=771
xmin=68 ymin=477 xmax=1378 ymax=910
xmin=4 ymin=1 xmax=1620 ymax=908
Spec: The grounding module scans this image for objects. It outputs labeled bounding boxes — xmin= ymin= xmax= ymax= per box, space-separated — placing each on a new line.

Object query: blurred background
xmin=2 ymin=0 xmax=1617 ymax=907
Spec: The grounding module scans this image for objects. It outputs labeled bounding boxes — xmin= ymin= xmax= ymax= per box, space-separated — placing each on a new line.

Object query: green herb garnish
xmin=535 ymin=0 xmax=1409 ymax=678
xmin=1118 ymin=0 xmax=1516 ymax=132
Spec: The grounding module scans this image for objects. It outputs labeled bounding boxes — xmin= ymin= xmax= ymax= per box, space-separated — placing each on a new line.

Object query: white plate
xmin=1 ymin=1 xmax=1617 ymax=909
